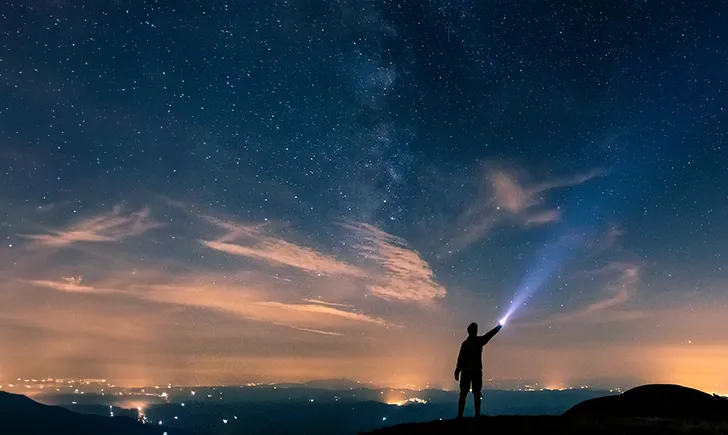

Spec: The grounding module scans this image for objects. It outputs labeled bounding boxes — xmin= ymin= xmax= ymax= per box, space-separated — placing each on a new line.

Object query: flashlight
xmin=499 ymin=316 xmax=508 ymax=326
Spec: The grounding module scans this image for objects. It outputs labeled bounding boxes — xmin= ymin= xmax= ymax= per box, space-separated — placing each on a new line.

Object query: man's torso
xmin=459 ymin=337 xmax=484 ymax=373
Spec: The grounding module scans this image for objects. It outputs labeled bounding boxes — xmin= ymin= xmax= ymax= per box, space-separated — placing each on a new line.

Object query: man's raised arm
xmin=479 ymin=323 xmax=502 ymax=346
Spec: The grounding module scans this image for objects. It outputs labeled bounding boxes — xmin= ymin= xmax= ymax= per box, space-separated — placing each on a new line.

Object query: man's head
xmin=467 ymin=322 xmax=478 ymax=336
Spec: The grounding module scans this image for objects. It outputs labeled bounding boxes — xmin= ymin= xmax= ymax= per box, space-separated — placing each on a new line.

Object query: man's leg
xmin=472 ymin=372 xmax=483 ymax=417
xmin=457 ymin=391 xmax=467 ymax=419
xmin=473 ymin=393 xmax=481 ymax=417
xmin=457 ymin=373 xmax=469 ymax=419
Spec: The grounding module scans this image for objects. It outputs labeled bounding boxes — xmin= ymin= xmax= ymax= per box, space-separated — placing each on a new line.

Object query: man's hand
xmin=454 ymin=369 xmax=460 ymax=381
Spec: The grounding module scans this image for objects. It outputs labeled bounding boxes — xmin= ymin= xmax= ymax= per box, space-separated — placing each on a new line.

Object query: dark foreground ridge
xmin=367 ymin=384 xmax=728 ymax=435
xmin=0 ymin=391 xmax=183 ymax=435
xmin=564 ymin=384 xmax=728 ymax=420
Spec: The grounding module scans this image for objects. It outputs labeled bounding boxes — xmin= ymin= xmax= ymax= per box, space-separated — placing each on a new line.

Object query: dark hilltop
xmin=367 ymin=384 xmax=728 ymax=435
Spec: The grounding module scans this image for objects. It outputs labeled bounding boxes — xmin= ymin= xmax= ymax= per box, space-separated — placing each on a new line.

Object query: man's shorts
xmin=459 ymin=370 xmax=483 ymax=395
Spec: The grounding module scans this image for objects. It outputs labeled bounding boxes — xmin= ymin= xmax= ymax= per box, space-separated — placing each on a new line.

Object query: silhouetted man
xmin=454 ymin=322 xmax=503 ymax=418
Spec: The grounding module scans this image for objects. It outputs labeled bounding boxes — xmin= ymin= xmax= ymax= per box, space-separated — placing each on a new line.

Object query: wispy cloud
xmin=26 ymin=271 xmax=388 ymax=333
xmin=201 ymin=217 xmax=367 ymax=278
xmin=21 ymin=205 xmax=162 ymax=247
xmin=302 ymin=298 xmax=355 ymax=308
xmin=539 ymin=261 xmax=643 ymax=325
xmin=140 ymin=280 xmax=388 ymax=329
xmin=273 ymin=323 xmax=344 ymax=336
xmin=348 ymin=223 xmax=446 ymax=304
xmin=582 ymin=262 xmax=640 ymax=314
xmin=530 ymin=168 xmax=605 ymax=196
xmin=203 ymin=216 xmax=446 ymax=305
xmin=257 ymin=301 xmax=387 ymax=325
xmin=26 ymin=277 xmax=121 ymax=295
xmin=590 ymin=223 xmax=626 ymax=255
xmin=202 ymin=240 xmax=366 ymax=277
xmin=451 ymin=166 xmax=603 ymax=251
xmin=203 ymin=216 xmax=271 ymax=241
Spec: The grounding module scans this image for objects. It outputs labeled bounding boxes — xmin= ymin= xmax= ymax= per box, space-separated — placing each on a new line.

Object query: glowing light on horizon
xmin=386 ymin=397 xmax=428 ymax=406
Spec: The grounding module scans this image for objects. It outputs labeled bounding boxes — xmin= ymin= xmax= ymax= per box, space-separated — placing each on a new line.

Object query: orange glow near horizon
xmin=2 ymin=316 xmax=728 ymax=393
xmin=0 ymin=204 xmax=727 ymax=395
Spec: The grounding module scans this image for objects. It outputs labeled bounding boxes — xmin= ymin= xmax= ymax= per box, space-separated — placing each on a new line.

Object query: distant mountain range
xmin=277 ymin=378 xmax=375 ymax=390
xmin=36 ymin=382 xmax=613 ymax=413
xmin=4 ymin=383 xmax=726 ymax=435
xmin=0 ymin=384 xmax=610 ymax=435
xmin=48 ymin=384 xmax=612 ymax=434
xmin=0 ymin=391 xmax=183 ymax=435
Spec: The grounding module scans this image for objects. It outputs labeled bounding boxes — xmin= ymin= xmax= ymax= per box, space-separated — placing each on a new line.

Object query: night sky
xmin=1 ymin=1 xmax=727 ymax=392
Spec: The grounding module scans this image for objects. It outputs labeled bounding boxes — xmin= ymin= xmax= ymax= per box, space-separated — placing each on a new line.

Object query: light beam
xmin=500 ymin=236 xmax=579 ymax=323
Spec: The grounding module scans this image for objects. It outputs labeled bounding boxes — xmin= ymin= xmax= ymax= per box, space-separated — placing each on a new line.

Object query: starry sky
xmin=1 ymin=1 xmax=727 ymax=392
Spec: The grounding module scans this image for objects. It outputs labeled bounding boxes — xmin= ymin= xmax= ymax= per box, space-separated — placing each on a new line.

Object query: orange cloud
xmin=137 ymin=278 xmax=389 ymax=330
xmin=490 ymin=170 xmax=537 ymax=213
xmin=202 ymin=216 xmax=446 ymax=305
xmin=256 ymin=301 xmax=387 ymax=325
xmin=20 ymin=205 xmax=162 ymax=247
xmin=524 ymin=210 xmax=562 ymax=225
xmin=20 ymin=263 xmax=389 ymax=334
xmin=302 ymin=298 xmax=355 ymax=308
xmin=451 ymin=166 xmax=602 ymax=250
xmin=274 ymin=324 xmax=344 ymax=336
xmin=25 ymin=278 xmax=121 ymax=294
xmin=348 ymin=223 xmax=446 ymax=304
xmin=201 ymin=217 xmax=368 ymax=278
xmin=202 ymin=240 xmax=366 ymax=277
